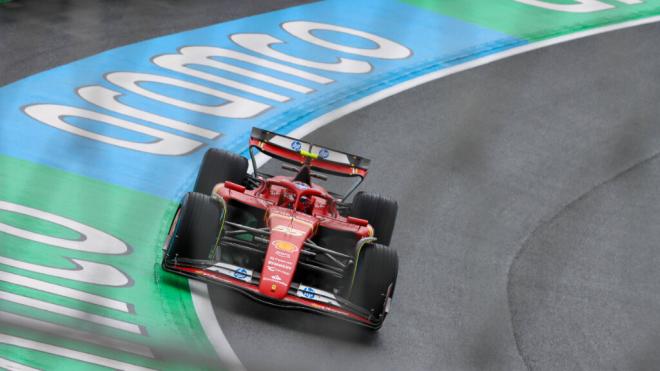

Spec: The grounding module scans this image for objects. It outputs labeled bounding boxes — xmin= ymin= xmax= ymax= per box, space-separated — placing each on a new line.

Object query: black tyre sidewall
xmin=167 ymin=192 xmax=223 ymax=261
xmin=193 ymin=148 xmax=248 ymax=195
xmin=352 ymin=192 xmax=398 ymax=246
xmin=349 ymin=243 xmax=398 ymax=320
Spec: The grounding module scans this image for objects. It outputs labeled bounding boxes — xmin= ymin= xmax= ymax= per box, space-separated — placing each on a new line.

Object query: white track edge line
xmin=189 ymin=279 xmax=247 ymax=371
xmin=192 ymin=14 xmax=660 ymax=371
xmin=289 ymin=15 xmax=660 ymax=139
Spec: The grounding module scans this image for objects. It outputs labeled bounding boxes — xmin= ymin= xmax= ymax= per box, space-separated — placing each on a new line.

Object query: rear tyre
xmin=166 ymin=192 xmax=223 ymax=261
xmin=349 ymin=243 xmax=398 ymax=326
xmin=193 ymin=148 xmax=248 ymax=195
xmin=351 ymin=192 xmax=398 ymax=246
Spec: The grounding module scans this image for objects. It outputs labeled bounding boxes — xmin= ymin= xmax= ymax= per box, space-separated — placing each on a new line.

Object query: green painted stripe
xmin=403 ymin=0 xmax=660 ymax=41
xmin=0 ymin=155 xmax=220 ymax=370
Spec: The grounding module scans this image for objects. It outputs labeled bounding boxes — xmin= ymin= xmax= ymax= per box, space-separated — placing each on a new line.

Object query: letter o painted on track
xmin=282 ymin=21 xmax=411 ymax=59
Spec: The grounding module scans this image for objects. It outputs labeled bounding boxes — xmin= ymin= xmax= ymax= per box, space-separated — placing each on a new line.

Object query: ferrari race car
xmin=162 ymin=128 xmax=398 ymax=329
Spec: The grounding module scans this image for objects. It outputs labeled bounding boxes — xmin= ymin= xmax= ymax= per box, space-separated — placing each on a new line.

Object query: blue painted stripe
xmin=0 ymin=0 xmax=526 ymax=199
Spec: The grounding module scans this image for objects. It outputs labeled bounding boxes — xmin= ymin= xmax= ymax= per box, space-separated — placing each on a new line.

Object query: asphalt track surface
xmin=3 ymin=2 xmax=660 ymax=371
xmin=0 ymin=0 xmax=311 ymax=86
xmin=210 ymin=23 xmax=660 ymax=371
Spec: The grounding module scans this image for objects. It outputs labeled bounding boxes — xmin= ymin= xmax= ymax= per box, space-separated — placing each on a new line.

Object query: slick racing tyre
xmin=193 ymin=148 xmax=248 ymax=195
xmin=349 ymin=243 xmax=398 ymax=326
xmin=351 ymin=192 xmax=398 ymax=246
xmin=166 ymin=192 xmax=224 ymax=261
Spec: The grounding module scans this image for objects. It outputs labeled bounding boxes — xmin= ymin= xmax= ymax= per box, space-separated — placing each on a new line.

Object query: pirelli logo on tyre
xmin=272 ymin=240 xmax=297 ymax=253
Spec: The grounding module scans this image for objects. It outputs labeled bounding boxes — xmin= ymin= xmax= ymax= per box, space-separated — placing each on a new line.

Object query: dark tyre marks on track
xmin=211 ymin=22 xmax=660 ymax=371
xmin=508 ymin=144 xmax=660 ymax=371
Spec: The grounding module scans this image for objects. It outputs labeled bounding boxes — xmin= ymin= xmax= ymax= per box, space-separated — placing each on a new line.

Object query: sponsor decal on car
xmin=267 ymin=260 xmax=292 ymax=270
xmin=233 ymin=268 xmax=248 ymax=280
xmin=275 ymin=250 xmax=291 ymax=258
xmin=209 ymin=262 xmax=253 ymax=283
xmin=296 ymin=284 xmax=340 ymax=307
xmin=272 ymin=240 xmax=298 ymax=253
xmin=271 ymin=225 xmax=307 ymax=237
xmin=267 ymin=264 xmax=290 ymax=276
xmin=301 ymin=286 xmax=316 ymax=299
xmin=293 ymin=181 xmax=309 ymax=190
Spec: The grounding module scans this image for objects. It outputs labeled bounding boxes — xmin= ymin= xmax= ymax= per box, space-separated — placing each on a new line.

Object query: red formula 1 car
xmin=162 ymin=128 xmax=398 ymax=329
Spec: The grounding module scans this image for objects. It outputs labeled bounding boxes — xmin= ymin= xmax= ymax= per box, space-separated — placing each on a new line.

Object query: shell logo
xmin=273 ymin=240 xmax=297 ymax=253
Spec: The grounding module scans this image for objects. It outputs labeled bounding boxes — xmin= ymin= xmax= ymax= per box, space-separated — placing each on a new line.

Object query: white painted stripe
xmin=0 ymin=311 xmax=154 ymax=359
xmin=0 ymin=333 xmax=155 ymax=371
xmin=188 ymin=280 xmax=246 ymax=371
xmin=0 ymin=270 xmax=130 ymax=313
xmin=0 ymin=256 xmax=129 ymax=287
xmin=192 ymin=15 xmax=660 ymax=371
xmin=0 ymin=357 xmax=40 ymax=371
xmin=0 ymin=290 xmax=143 ymax=335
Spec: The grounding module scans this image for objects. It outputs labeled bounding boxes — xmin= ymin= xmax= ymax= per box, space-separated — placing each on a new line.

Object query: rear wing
xmin=249 ymin=127 xmax=370 ymax=178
